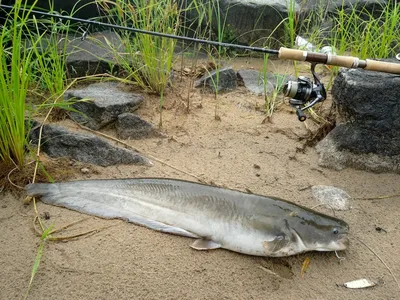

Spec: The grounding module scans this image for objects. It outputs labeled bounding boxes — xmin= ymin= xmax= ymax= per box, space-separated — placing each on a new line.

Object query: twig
xmin=49 ymin=217 xmax=91 ymax=235
xmin=7 ymin=164 xmax=24 ymax=189
xmin=311 ymin=203 xmax=336 ymax=216
xmin=258 ymin=265 xmax=283 ymax=279
xmin=75 ymin=123 xmax=206 ymax=183
xmin=355 ymin=236 xmax=400 ymax=290
xmin=32 ymin=216 xmax=44 ymax=236
xmin=33 ymin=200 xmax=46 ymax=232
xmin=354 ymin=194 xmax=400 ymax=201
xmin=48 ymin=226 xmax=108 ymax=241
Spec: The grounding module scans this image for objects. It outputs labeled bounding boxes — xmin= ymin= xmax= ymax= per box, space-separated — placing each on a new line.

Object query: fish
xmin=25 ymin=178 xmax=349 ymax=257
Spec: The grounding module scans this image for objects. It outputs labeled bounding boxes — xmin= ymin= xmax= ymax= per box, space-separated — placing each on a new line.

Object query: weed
xmin=0 ymin=1 xmax=37 ymax=166
xmin=100 ymin=0 xmax=180 ymax=125
xmin=25 ymin=223 xmax=54 ymax=299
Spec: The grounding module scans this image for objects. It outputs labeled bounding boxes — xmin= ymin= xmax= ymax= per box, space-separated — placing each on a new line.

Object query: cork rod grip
xmin=278 ymin=47 xmax=306 ymax=61
xmin=279 ymin=47 xmax=400 ymax=74
xmin=328 ymin=55 xmax=359 ymax=68
xmin=365 ymin=59 xmax=400 ymax=74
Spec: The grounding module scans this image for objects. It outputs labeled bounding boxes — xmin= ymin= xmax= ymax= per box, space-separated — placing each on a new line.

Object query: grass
xmin=25 ymin=223 xmax=53 ymax=299
xmin=0 ymin=1 xmax=37 ymax=167
xmin=289 ymin=0 xmax=400 ymax=59
xmin=99 ymin=0 xmax=180 ymax=126
xmin=332 ymin=1 xmax=400 ymax=58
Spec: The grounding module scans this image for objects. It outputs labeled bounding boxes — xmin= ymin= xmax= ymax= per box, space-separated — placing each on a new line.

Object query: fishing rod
xmin=2 ymin=4 xmax=400 ymax=121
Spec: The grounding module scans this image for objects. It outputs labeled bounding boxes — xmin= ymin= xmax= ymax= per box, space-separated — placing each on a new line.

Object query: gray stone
xmin=116 ymin=113 xmax=161 ymax=140
xmin=237 ymin=70 xmax=295 ymax=95
xmin=29 ymin=122 xmax=152 ymax=167
xmin=195 ymin=67 xmax=237 ymax=92
xmin=317 ymin=65 xmax=400 ymax=173
xmin=65 ymin=81 xmax=144 ymax=130
xmin=66 ymin=31 xmax=126 ymax=78
xmin=316 ymin=125 xmax=400 ymax=173
xmin=181 ymin=0 xmax=298 ymax=47
xmin=237 ymin=69 xmax=274 ymax=95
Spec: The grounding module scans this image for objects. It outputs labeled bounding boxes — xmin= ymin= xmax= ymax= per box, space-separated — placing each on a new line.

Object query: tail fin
xmin=25 ymin=183 xmax=54 ymax=197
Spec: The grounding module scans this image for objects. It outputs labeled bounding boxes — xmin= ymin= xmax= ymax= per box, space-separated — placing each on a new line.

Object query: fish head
xmin=285 ymin=207 xmax=350 ymax=253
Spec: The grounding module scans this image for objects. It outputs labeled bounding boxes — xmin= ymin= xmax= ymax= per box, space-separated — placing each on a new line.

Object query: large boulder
xmin=65 ymin=31 xmax=126 ymax=78
xmin=65 ymin=81 xmax=144 ymax=130
xmin=316 ymin=64 xmax=400 ymax=173
xmin=182 ymin=0 xmax=298 ymax=47
xmin=29 ymin=122 xmax=152 ymax=167
xmin=195 ymin=67 xmax=237 ymax=93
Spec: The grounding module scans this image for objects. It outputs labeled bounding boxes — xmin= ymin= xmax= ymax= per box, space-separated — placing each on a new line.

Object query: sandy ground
xmin=1 ymin=60 xmax=399 ymax=299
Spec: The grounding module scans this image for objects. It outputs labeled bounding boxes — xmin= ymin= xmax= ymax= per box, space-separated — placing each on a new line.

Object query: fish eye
xmin=333 ymin=228 xmax=339 ymax=234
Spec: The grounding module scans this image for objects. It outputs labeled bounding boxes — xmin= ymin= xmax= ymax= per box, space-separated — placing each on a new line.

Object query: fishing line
xmin=353 ymin=235 xmax=400 ymax=290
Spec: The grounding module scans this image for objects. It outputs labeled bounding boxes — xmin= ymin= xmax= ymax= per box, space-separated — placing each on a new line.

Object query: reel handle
xmin=278 ymin=47 xmax=400 ymax=75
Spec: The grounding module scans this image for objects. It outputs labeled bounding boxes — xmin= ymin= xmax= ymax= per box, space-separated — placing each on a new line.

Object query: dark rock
xmin=237 ymin=69 xmax=274 ymax=95
xmin=237 ymin=70 xmax=295 ymax=95
xmin=65 ymin=81 xmax=144 ymax=130
xmin=0 ymin=1 xmax=110 ymax=28
xmin=316 ymin=65 xmax=400 ymax=173
xmin=29 ymin=122 xmax=152 ymax=167
xmin=181 ymin=0 xmax=296 ymax=47
xmin=116 ymin=113 xmax=161 ymax=140
xmin=195 ymin=67 xmax=237 ymax=93
xmin=65 ymin=31 xmax=126 ymax=78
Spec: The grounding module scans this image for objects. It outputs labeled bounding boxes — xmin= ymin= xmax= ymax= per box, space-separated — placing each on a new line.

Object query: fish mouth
xmin=314 ymin=235 xmax=349 ymax=252
xmin=338 ymin=235 xmax=350 ymax=249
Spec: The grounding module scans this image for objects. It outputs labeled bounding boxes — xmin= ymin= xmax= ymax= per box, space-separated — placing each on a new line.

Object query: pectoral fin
xmin=190 ymin=239 xmax=221 ymax=250
xmin=262 ymin=234 xmax=290 ymax=254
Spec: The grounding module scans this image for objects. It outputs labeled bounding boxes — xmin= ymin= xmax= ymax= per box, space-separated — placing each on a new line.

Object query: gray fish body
xmin=26 ymin=178 xmax=349 ymax=257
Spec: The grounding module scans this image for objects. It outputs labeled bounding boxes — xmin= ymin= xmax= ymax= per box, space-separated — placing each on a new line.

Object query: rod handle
xmin=365 ymin=59 xmax=400 ymax=74
xmin=278 ymin=47 xmax=400 ymax=74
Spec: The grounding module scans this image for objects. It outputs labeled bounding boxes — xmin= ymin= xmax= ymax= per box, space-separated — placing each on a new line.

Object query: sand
xmin=1 ymin=60 xmax=399 ymax=299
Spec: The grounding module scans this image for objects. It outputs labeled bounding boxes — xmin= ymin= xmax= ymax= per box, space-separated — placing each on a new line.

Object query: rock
xmin=80 ymin=167 xmax=90 ymax=174
xmin=6 ymin=0 xmax=108 ymax=20
xmin=29 ymin=122 xmax=152 ymax=167
xmin=237 ymin=70 xmax=295 ymax=95
xmin=65 ymin=81 xmax=144 ymax=130
xmin=311 ymin=185 xmax=351 ymax=211
xmin=181 ymin=0 xmax=298 ymax=47
xmin=195 ymin=67 xmax=237 ymax=93
xmin=237 ymin=69 xmax=274 ymax=95
xmin=317 ymin=65 xmax=400 ymax=173
xmin=65 ymin=31 xmax=126 ymax=78
xmin=116 ymin=113 xmax=161 ymax=140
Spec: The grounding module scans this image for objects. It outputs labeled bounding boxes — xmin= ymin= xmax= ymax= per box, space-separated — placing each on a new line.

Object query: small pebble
xmin=253 ymin=164 xmax=261 ymax=169
xmin=80 ymin=167 xmax=90 ymax=174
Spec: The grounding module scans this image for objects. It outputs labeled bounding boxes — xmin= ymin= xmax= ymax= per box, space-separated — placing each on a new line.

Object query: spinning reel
xmin=283 ymin=63 xmax=326 ymax=121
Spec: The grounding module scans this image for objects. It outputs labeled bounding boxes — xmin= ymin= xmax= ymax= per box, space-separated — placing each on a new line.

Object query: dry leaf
xmin=301 ymin=257 xmax=311 ymax=278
